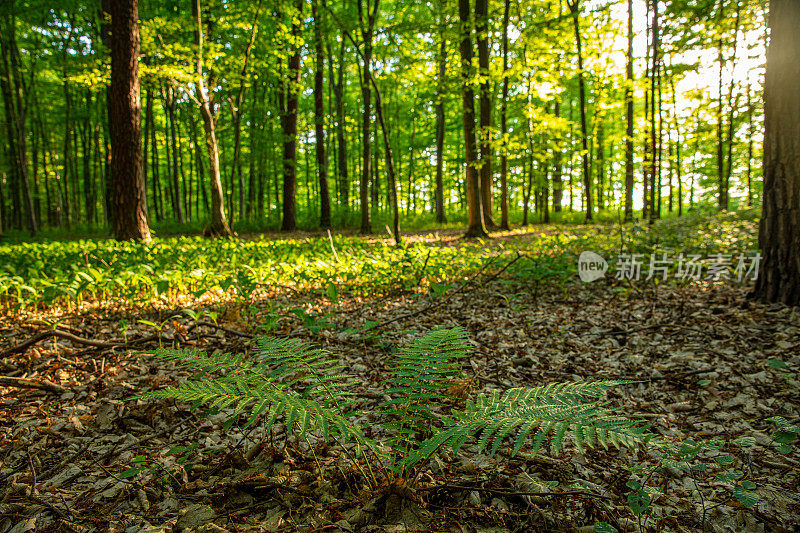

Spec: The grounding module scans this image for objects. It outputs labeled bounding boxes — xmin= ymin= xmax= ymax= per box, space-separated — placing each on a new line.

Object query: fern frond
xmin=252 ymin=337 xmax=352 ymax=401
xmin=404 ymin=380 xmax=651 ymax=467
xmin=379 ymin=327 xmax=470 ymax=457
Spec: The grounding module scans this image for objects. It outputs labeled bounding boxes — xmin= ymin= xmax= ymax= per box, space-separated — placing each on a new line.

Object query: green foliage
xmin=137 ymin=327 xmax=651 ymax=486
xmin=408 ymin=380 xmax=649 ymax=468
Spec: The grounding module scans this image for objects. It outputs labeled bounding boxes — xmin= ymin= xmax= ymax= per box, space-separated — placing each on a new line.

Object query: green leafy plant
xmin=135 ymin=327 xmax=651 ymax=499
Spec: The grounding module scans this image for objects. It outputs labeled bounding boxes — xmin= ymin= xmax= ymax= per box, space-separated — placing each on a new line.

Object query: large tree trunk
xmin=624 ymin=0 xmax=634 ymax=222
xmin=107 ymin=0 xmax=150 ymax=241
xmin=568 ymin=0 xmax=592 ymax=222
xmin=281 ymin=0 xmax=303 ymax=232
xmin=193 ymin=0 xmax=231 ymax=236
xmin=312 ymin=0 xmax=331 ymax=228
xmin=753 ymin=0 xmax=800 ymax=306
xmin=459 ymin=0 xmax=486 ymax=238
xmin=476 ymin=0 xmax=494 ymax=229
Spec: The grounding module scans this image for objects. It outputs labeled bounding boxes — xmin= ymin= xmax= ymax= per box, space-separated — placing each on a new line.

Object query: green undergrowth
xmin=0 ymin=211 xmax=759 ymax=312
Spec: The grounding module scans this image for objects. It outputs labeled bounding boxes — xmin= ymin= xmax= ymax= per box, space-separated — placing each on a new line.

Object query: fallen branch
xmin=0 ymin=376 xmax=66 ymax=393
xmin=1 ymin=330 xmax=119 ymax=357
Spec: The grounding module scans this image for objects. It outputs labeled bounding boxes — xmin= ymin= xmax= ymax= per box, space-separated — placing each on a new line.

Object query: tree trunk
xmin=498 ymin=0 xmax=510 ymax=230
xmin=358 ymin=0 xmax=377 ymax=234
xmin=193 ymin=0 xmax=231 ymax=236
xmin=568 ymin=0 xmax=592 ymax=222
xmin=0 ymin=10 xmax=36 ymax=235
xmin=460 ymin=0 xmax=486 ymax=238
xmin=624 ymin=0 xmax=634 ymax=222
xmin=476 ymin=0 xmax=494 ymax=229
xmin=753 ymin=0 xmax=800 ymax=305
xmin=281 ymin=0 xmax=302 ymax=232
xmin=335 ymin=31 xmax=349 ymax=210
xmin=434 ymin=9 xmax=447 ymax=224
xmin=312 ymin=0 xmax=331 ymax=228
xmin=106 ymin=0 xmax=150 ymax=240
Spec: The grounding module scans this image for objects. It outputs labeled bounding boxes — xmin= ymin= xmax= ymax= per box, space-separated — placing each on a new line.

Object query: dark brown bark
xmin=753 ymin=0 xmax=800 ymax=306
xmin=459 ymin=0 xmax=486 ymax=238
xmin=281 ymin=0 xmax=303 ymax=232
xmin=107 ymin=0 xmax=150 ymax=240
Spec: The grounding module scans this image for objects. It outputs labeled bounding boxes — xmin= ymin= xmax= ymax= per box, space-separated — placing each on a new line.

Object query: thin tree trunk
xmin=624 ymin=0 xmax=634 ymax=222
xmin=357 ymin=0 xmax=377 ymax=234
xmin=459 ymin=0 xmax=486 ymax=238
xmin=568 ymin=0 xmax=592 ymax=222
xmin=335 ymin=32 xmax=348 ymax=210
xmin=0 ymin=11 xmax=36 ymax=234
xmin=312 ymin=0 xmax=331 ymax=228
xmin=499 ymin=0 xmax=510 ymax=230
xmin=281 ymin=0 xmax=303 ymax=232
xmin=193 ymin=0 xmax=231 ymax=236
xmin=434 ymin=8 xmax=447 ymax=224
xmin=476 ymin=0 xmax=494 ymax=228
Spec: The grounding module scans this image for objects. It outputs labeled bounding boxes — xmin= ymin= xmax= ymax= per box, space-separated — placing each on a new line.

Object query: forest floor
xmin=1 ymin=219 xmax=799 ymax=533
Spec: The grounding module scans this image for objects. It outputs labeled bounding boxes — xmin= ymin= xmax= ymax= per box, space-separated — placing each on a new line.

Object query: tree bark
xmin=106 ymin=0 xmax=150 ymax=240
xmin=312 ymin=0 xmax=331 ymax=228
xmin=193 ymin=0 xmax=231 ymax=236
xmin=476 ymin=0 xmax=494 ymax=229
xmin=0 ymin=9 xmax=36 ymax=235
xmin=434 ymin=7 xmax=447 ymax=224
xmin=753 ymin=0 xmax=800 ymax=306
xmin=498 ymin=0 xmax=510 ymax=230
xmin=567 ymin=0 xmax=592 ymax=222
xmin=460 ymin=0 xmax=486 ymax=238
xmin=358 ymin=0 xmax=377 ymax=234
xmin=229 ymin=0 xmax=262 ymax=226
xmin=624 ymin=0 xmax=634 ymax=222
xmin=281 ymin=0 xmax=303 ymax=232
xmin=335 ymin=30 xmax=349 ymax=210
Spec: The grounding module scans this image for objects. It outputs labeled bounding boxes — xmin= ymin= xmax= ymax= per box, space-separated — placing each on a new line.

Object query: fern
xmin=136 ymin=338 xmax=369 ymax=449
xmin=379 ymin=327 xmax=469 ymax=461
xmin=137 ymin=328 xmax=652 ymax=483
xmin=405 ymin=381 xmax=651 ymax=467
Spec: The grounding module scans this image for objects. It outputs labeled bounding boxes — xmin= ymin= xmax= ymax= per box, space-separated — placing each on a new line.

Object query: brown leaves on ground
xmin=0 ymin=258 xmax=798 ymax=532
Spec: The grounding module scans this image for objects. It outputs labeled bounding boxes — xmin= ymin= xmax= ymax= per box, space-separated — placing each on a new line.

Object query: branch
xmin=0 ymin=376 xmax=65 ymax=393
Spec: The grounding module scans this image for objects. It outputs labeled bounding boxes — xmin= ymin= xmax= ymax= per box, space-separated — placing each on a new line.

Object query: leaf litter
xmin=0 ymin=225 xmax=798 ymax=532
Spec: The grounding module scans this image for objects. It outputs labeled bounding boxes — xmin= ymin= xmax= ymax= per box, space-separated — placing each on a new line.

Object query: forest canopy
xmin=0 ymin=0 xmax=767 ymax=238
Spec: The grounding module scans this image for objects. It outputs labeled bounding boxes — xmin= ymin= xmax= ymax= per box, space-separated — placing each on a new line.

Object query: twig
xmin=373 ymin=252 xmax=525 ymax=329
xmin=0 ymin=376 xmax=66 ymax=393
xmin=1 ymin=329 xmax=118 ymax=357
